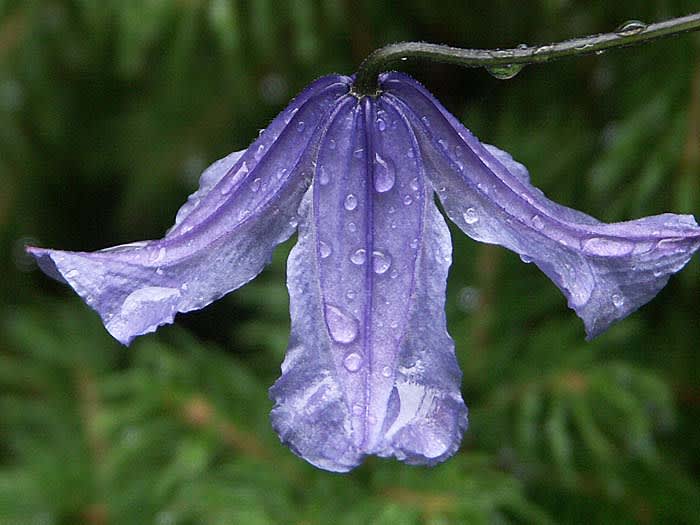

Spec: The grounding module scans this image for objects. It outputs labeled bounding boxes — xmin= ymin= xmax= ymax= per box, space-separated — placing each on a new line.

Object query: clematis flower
xmin=28 ymin=72 xmax=700 ymax=472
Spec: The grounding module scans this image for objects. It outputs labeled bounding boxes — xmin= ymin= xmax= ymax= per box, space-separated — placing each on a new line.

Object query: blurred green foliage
xmin=1 ymin=1 xmax=699 ymax=523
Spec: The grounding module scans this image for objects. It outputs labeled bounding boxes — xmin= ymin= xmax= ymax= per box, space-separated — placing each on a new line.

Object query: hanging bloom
xmin=27 ymin=72 xmax=700 ymax=472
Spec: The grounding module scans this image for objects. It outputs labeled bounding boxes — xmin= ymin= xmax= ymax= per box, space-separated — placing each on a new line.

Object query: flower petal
xmin=269 ymin=94 xmax=467 ymax=472
xmin=384 ymin=72 xmax=700 ymax=338
xmin=28 ymin=75 xmax=353 ymax=345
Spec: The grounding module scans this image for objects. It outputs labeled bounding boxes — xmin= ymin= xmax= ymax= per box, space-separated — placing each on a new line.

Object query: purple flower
xmin=28 ymin=72 xmax=700 ymax=472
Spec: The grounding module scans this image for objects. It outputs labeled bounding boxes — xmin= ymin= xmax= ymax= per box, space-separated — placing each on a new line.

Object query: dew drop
xmin=406 ymin=148 xmax=415 ymax=159
xmin=328 ymin=139 xmax=336 ymax=150
xmin=149 ymin=247 xmax=167 ymax=263
xmin=410 ymin=177 xmax=419 ymax=191
xmin=374 ymin=153 xmax=396 ymax=193
xmin=486 ymin=63 xmax=524 ymax=80
xmin=531 ymin=215 xmax=544 ymax=230
xmin=372 ymin=250 xmax=392 ymax=275
xmin=276 ymin=167 xmax=288 ymax=179
xmin=390 ymin=268 xmax=399 ymax=279
xmin=463 ymin=207 xmax=479 ymax=224
xmin=438 ymin=138 xmax=448 ymax=150
xmin=653 ymin=269 xmax=663 ymax=278
xmin=421 ymin=115 xmax=430 ymax=127
xmin=324 ymin=304 xmax=359 ymax=344
xmin=346 ymin=289 xmax=356 ymax=301
xmin=296 ymin=121 xmax=305 ymax=132
xmin=520 ymin=254 xmax=532 ymax=264
xmin=255 ymin=144 xmax=265 ymax=159
xmin=376 ymin=118 xmax=386 ymax=131
xmin=65 ymin=269 xmax=79 ymax=279
xmin=347 ymin=221 xmax=357 ymax=233
xmin=403 ymin=194 xmax=413 ymax=206
xmin=344 ymin=193 xmax=358 ymax=211
xmin=250 ymin=177 xmax=262 ymax=192
xmin=381 ymin=366 xmax=392 ymax=378
xmin=318 ymin=167 xmax=331 ymax=186
xmin=350 ymin=248 xmax=367 ymax=265
xmin=353 ymin=148 xmax=364 ymax=159
xmin=615 ymin=20 xmax=647 ymax=37
xmin=343 ymin=352 xmax=362 ymax=372
xmin=612 ymin=293 xmax=624 ymax=308
xmin=582 ymin=237 xmax=634 ymax=257
xmin=319 ymin=241 xmax=332 ymax=259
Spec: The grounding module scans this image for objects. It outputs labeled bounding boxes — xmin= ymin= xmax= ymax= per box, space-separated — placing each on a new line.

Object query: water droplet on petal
xmin=343 ymin=352 xmax=362 ymax=372
xmin=319 ymin=241 xmax=332 ymax=259
xmin=582 ymin=237 xmax=634 ymax=257
xmin=296 ymin=121 xmax=305 ymax=132
xmin=328 ymin=139 xmax=336 ymax=150
xmin=219 ymin=162 xmax=248 ymax=195
xmin=376 ymin=118 xmax=386 ymax=131
xmin=347 ymin=221 xmax=357 ymax=233
xmin=344 ymin=193 xmax=358 ymax=211
xmin=354 ymin=148 xmax=364 ymax=159
xmin=520 ymin=254 xmax=532 ymax=263
xmin=410 ymin=177 xmax=419 ymax=191
xmin=276 ymin=168 xmax=288 ymax=179
xmin=255 ymin=144 xmax=265 ymax=159
xmin=350 ymin=248 xmax=367 ymax=265
xmin=250 ymin=177 xmax=262 ymax=192
xmin=653 ymin=269 xmax=663 ymax=278
xmin=149 ymin=247 xmax=167 ymax=263
xmin=531 ymin=215 xmax=544 ymax=230
xmin=65 ymin=269 xmax=79 ymax=279
xmin=421 ymin=115 xmax=430 ymax=127
xmin=390 ymin=268 xmax=399 ymax=279
xmin=485 ymin=63 xmax=524 ymax=80
xmin=409 ymin=238 xmax=419 ymax=249
xmin=346 ymin=289 xmax=356 ymax=301
xmin=612 ymin=294 xmax=624 ymax=308
xmin=463 ymin=208 xmax=479 ymax=224
xmin=406 ymin=148 xmax=415 ymax=159
xmin=615 ymin=20 xmax=647 ymax=37
xmin=381 ymin=366 xmax=392 ymax=378
xmin=372 ymin=250 xmax=392 ymax=274
xmin=403 ymin=194 xmax=413 ymax=206
xmin=318 ymin=167 xmax=331 ymax=185
xmin=374 ymin=153 xmax=396 ymax=192
xmin=324 ymin=304 xmax=359 ymax=344
xmin=438 ymin=138 xmax=448 ymax=150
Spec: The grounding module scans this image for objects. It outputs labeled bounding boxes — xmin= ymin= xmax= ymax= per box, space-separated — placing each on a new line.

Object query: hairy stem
xmin=353 ymin=12 xmax=700 ymax=96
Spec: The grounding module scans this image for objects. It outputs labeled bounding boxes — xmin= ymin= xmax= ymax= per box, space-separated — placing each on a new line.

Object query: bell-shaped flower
xmin=28 ymin=72 xmax=700 ymax=472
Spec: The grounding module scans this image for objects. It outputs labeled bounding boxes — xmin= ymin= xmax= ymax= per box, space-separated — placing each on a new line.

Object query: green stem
xmin=353 ymin=12 xmax=700 ymax=96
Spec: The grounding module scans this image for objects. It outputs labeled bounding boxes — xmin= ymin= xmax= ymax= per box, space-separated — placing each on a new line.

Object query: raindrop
xmin=318 ymin=167 xmax=331 ymax=185
xmin=149 ymin=247 xmax=167 ymax=263
xmin=324 ymin=304 xmax=359 ymax=343
xmin=374 ymin=153 xmax=396 ymax=193
xmin=615 ymin=20 xmax=647 ymax=37
xmin=421 ymin=115 xmax=430 ymax=127
xmin=255 ymin=144 xmax=265 ymax=159
xmin=343 ymin=352 xmax=362 ymax=372
xmin=319 ymin=241 xmax=332 ymax=259
xmin=390 ymin=269 xmax=399 ymax=279
xmin=410 ymin=177 xmax=419 ymax=191
xmin=344 ymin=193 xmax=358 ymax=211
xmin=372 ymin=250 xmax=392 ymax=274
xmin=381 ymin=366 xmax=392 ymax=378
xmin=65 ymin=269 xmax=79 ymax=279
xmin=346 ymin=289 xmax=357 ymax=301
xmin=531 ymin=215 xmax=544 ymax=230
xmin=347 ymin=222 xmax=357 ymax=233
xmin=353 ymin=148 xmax=364 ymax=158
xmin=329 ymin=139 xmax=336 ymax=150
xmin=403 ymin=194 xmax=413 ymax=206
xmin=277 ymin=168 xmax=288 ymax=179
xmin=220 ymin=161 xmax=248 ymax=195
xmin=376 ymin=118 xmax=387 ymax=131
xmin=653 ymin=269 xmax=663 ymax=277
xmin=409 ymin=238 xmax=419 ymax=249
xmin=438 ymin=138 xmax=448 ymax=150
xmin=463 ymin=208 xmax=479 ymax=224
xmin=612 ymin=294 xmax=624 ymax=308
xmin=296 ymin=121 xmax=305 ymax=132
xmin=520 ymin=254 xmax=533 ymax=264
xmin=485 ymin=64 xmax=524 ymax=80
xmin=406 ymin=148 xmax=415 ymax=159
xmin=582 ymin=237 xmax=634 ymax=257
xmin=350 ymin=248 xmax=367 ymax=265
xmin=250 ymin=177 xmax=262 ymax=192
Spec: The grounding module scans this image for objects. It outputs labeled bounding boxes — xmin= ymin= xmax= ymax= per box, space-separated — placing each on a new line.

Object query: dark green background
xmin=2 ymin=1 xmax=700 ymax=523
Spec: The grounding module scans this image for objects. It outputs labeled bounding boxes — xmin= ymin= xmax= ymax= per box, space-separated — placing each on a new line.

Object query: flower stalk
xmin=353 ymin=12 xmax=700 ymax=96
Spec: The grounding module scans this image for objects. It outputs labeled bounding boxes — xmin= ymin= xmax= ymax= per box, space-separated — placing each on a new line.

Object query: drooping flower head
xmin=28 ymin=72 xmax=700 ymax=472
